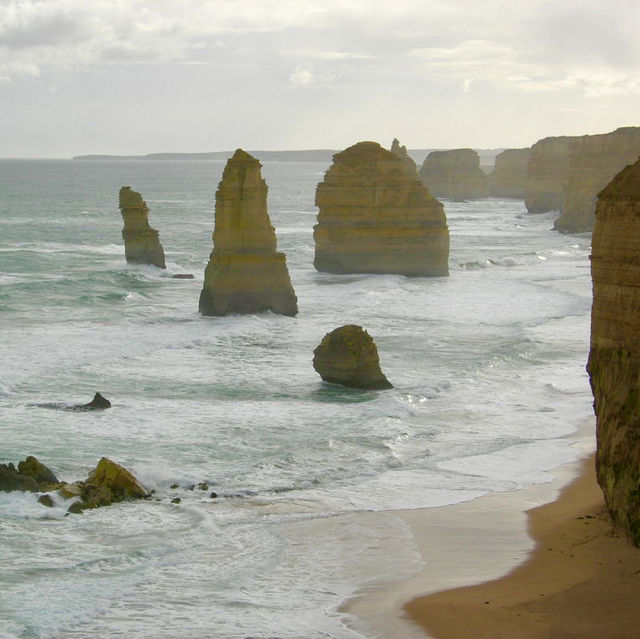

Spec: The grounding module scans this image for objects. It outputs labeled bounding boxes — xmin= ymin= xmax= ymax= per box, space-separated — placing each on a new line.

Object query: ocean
xmin=0 ymin=158 xmax=593 ymax=638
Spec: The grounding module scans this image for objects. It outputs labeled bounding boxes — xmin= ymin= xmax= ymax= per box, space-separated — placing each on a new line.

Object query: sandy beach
xmin=344 ymin=419 xmax=640 ymax=638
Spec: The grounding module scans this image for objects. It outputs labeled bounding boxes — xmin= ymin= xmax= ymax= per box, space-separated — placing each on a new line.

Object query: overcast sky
xmin=1 ymin=0 xmax=639 ymax=157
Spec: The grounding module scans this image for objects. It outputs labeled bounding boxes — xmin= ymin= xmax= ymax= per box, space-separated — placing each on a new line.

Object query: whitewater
xmin=0 ymin=158 xmax=593 ymax=638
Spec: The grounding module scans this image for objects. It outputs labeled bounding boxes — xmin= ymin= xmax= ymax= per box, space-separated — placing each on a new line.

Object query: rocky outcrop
xmin=524 ymin=136 xmax=575 ymax=214
xmin=0 ymin=463 xmax=40 ymax=492
xmin=313 ymin=325 xmax=392 ymax=390
xmin=119 ymin=186 xmax=166 ymax=269
xmin=588 ymin=157 xmax=640 ymax=545
xmin=390 ymin=138 xmax=417 ymax=175
xmin=18 ymin=456 xmax=59 ymax=485
xmin=314 ymin=141 xmax=449 ymax=276
xmin=489 ymin=148 xmax=530 ymax=198
xmin=555 ymin=127 xmax=640 ymax=233
xmin=418 ymin=149 xmax=488 ymax=200
xmin=199 ymin=149 xmax=298 ymax=316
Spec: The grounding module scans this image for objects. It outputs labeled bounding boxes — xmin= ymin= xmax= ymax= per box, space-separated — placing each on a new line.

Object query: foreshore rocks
xmin=555 ymin=127 xmax=640 ymax=233
xmin=0 ymin=456 xmax=149 ymax=513
xmin=524 ymin=136 xmax=574 ymax=214
xmin=119 ymin=186 xmax=166 ymax=268
xmin=418 ymin=148 xmax=488 ymax=200
xmin=313 ymin=325 xmax=393 ymax=390
xmin=588 ymin=157 xmax=640 ymax=545
xmin=199 ymin=149 xmax=298 ymax=316
xmin=314 ymin=141 xmax=449 ymax=277
xmin=489 ymin=148 xmax=530 ymax=198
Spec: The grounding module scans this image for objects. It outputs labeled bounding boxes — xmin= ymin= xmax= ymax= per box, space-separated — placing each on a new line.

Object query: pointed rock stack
xmin=314 ymin=141 xmax=449 ymax=277
xmin=199 ymin=149 xmax=298 ymax=317
xmin=118 ymin=186 xmax=166 ymax=268
xmin=588 ymin=157 xmax=640 ymax=545
xmin=419 ymin=148 xmax=488 ymax=200
xmin=390 ymin=138 xmax=418 ymax=175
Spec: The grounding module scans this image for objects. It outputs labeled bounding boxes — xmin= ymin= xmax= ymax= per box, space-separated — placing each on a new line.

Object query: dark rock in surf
xmin=0 ymin=463 xmax=40 ymax=492
xmin=171 ymin=273 xmax=194 ymax=279
xmin=76 ymin=392 xmax=111 ymax=410
xmin=38 ymin=494 xmax=54 ymax=507
xmin=18 ymin=456 xmax=59 ymax=485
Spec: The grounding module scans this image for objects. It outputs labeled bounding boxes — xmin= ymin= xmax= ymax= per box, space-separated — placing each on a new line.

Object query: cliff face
xmin=555 ymin=127 xmax=640 ymax=233
xmin=489 ymin=148 xmax=530 ymax=198
xmin=314 ymin=141 xmax=449 ymax=277
xmin=313 ymin=325 xmax=392 ymax=390
xmin=418 ymin=148 xmax=488 ymax=201
xmin=118 ymin=186 xmax=166 ymax=268
xmin=390 ymin=138 xmax=418 ymax=175
xmin=524 ymin=136 xmax=575 ymax=214
xmin=588 ymin=157 xmax=640 ymax=545
xmin=199 ymin=149 xmax=298 ymax=317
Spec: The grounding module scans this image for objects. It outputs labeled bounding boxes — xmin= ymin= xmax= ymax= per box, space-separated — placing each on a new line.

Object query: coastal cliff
xmin=118 ymin=186 xmax=166 ymax=268
xmin=555 ymin=127 xmax=640 ymax=233
xmin=489 ymin=148 xmax=530 ymax=198
xmin=524 ymin=136 xmax=574 ymax=214
xmin=314 ymin=141 xmax=449 ymax=277
xmin=199 ymin=149 xmax=298 ymax=317
xmin=418 ymin=148 xmax=488 ymax=201
xmin=588 ymin=157 xmax=640 ymax=545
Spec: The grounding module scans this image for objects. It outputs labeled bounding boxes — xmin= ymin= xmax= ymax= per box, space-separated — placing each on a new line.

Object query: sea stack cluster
xmin=118 ymin=186 xmax=166 ymax=268
xmin=314 ymin=141 xmax=449 ymax=277
xmin=588 ymin=157 xmax=640 ymax=545
xmin=199 ymin=149 xmax=298 ymax=317
xmin=419 ymin=148 xmax=488 ymax=201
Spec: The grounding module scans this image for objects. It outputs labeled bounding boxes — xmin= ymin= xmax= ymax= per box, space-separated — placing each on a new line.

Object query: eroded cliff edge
xmin=588 ymin=157 xmax=640 ymax=545
xmin=314 ymin=141 xmax=449 ymax=277
xmin=199 ymin=149 xmax=298 ymax=317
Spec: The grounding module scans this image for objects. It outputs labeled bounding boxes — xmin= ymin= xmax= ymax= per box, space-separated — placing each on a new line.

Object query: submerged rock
xmin=119 ymin=186 xmax=166 ymax=269
xmin=314 ymin=141 xmax=449 ymax=277
xmin=588 ymin=157 xmax=640 ymax=545
xmin=419 ymin=148 xmax=488 ymax=200
xmin=199 ymin=149 xmax=298 ymax=317
xmin=313 ymin=325 xmax=393 ymax=390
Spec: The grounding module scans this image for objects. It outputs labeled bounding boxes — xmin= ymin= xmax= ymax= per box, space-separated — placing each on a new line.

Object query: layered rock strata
xmin=555 ymin=127 xmax=640 ymax=233
xmin=118 ymin=186 xmax=166 ymax=268
xmin=489 ymin=148 xmax=530 ymax=198
xmin=313 ymin=325 xmax=392 ymax=390
xmin=418 ymin=148 xmax=488 ymax=200
xmin=314 ymin=141 xmax=449 ymax=276
xmin=524 ymin=136 xmax=575 ymax=214
xmin=390 ymin=138 xmax=418 ymax=175
xmin=199 ymin=149 xmax=298 ymax=316
xmin=588 ymin=158 xmax=640 ymax=545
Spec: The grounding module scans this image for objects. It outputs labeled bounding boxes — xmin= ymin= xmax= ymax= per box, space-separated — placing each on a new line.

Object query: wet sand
xmin=405 ymin=454 xmax=640 ymax=638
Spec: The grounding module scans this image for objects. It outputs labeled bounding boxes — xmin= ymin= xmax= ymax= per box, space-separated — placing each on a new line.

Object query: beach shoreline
xmin=344 ymin=417 xmax=602 ymax=638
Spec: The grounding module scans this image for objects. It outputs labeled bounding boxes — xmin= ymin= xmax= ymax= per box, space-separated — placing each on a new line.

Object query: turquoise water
xmin=0 ymin=159 xmax=593 ymax=638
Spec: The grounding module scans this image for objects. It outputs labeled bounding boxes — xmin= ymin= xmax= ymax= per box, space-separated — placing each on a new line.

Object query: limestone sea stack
xmin=489 ymin=148 xmax=530 ymax=198
xmin=588 ymin=157 xmax=640 ymax=545
xmin=524 ymin=136 xmax=575 ymax=214
xmin=555 ymin=127 xmax=640 ymax=233
xmin=314 ymin=141 xmax=449 ymax=277
xmin=118 ymin=186 xmax=166 ymax=268
xmin=313 ymin=325 xmax=392 ymax=390
xmin=418 ymin=148 xmax=488 ymax=200
xmin=390 ymin=138 xmax=418 ymax=175
xmin=199 ymin=149 xmax=298 ymax=316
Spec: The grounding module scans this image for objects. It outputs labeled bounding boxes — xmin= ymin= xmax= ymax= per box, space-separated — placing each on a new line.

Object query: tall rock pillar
xmin=199 ymin=149 xmax=298 ymax=316
xmin=118 ymin=186 xmax=166 ymax=269
xmin=588 ymin=157 xmax=640 ymax=545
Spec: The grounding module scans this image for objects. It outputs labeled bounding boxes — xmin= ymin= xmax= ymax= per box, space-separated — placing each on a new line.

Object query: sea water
xmin=0 ymin=159 xmax=593 ymax=638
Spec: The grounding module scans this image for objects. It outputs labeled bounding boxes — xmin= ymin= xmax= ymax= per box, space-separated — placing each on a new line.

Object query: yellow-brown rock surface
xmin=314 ymin=141 xmax=449 ymax=277
xmin=489 ymin=148 xmax=530 ymax=198
xmin=199 ymin=149 xmax=298 ymax=316
xmin=313 ymin=325 xmax=392 ymax=390
xmin=118 ymin=186 xmax=166 ymax=268
xmin=390 ymin=138 xmax=418 ymax=175
xmin=524 ymin=136 xmax=575 ymax=214
xmin=555 ymin=127 xmax=640 ymax=233
xmin=418 ymin=148 xmax=488 ymax=201
xmin=588 ymin=157 xmax=640 ymax=545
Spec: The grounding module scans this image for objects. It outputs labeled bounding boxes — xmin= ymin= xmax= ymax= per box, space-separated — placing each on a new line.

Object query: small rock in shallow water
xmin=169 ymin=483 xmax=179 ymax=489
xmin=209 ymin=492 xmax=218 ymax=499
xmin=38 ymin=494 xmax=54 ymax=507
xmin=197 ymin=482 xmax=209 ymax=491
xmin=67 ymin=501 xmax=83 ymax=514
xmin=171 ymin=497 xmax=181 ymax=504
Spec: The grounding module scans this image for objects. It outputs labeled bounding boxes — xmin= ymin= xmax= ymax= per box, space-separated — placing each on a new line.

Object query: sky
xmin=1 ymin=0 xmax=640 ymax=157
